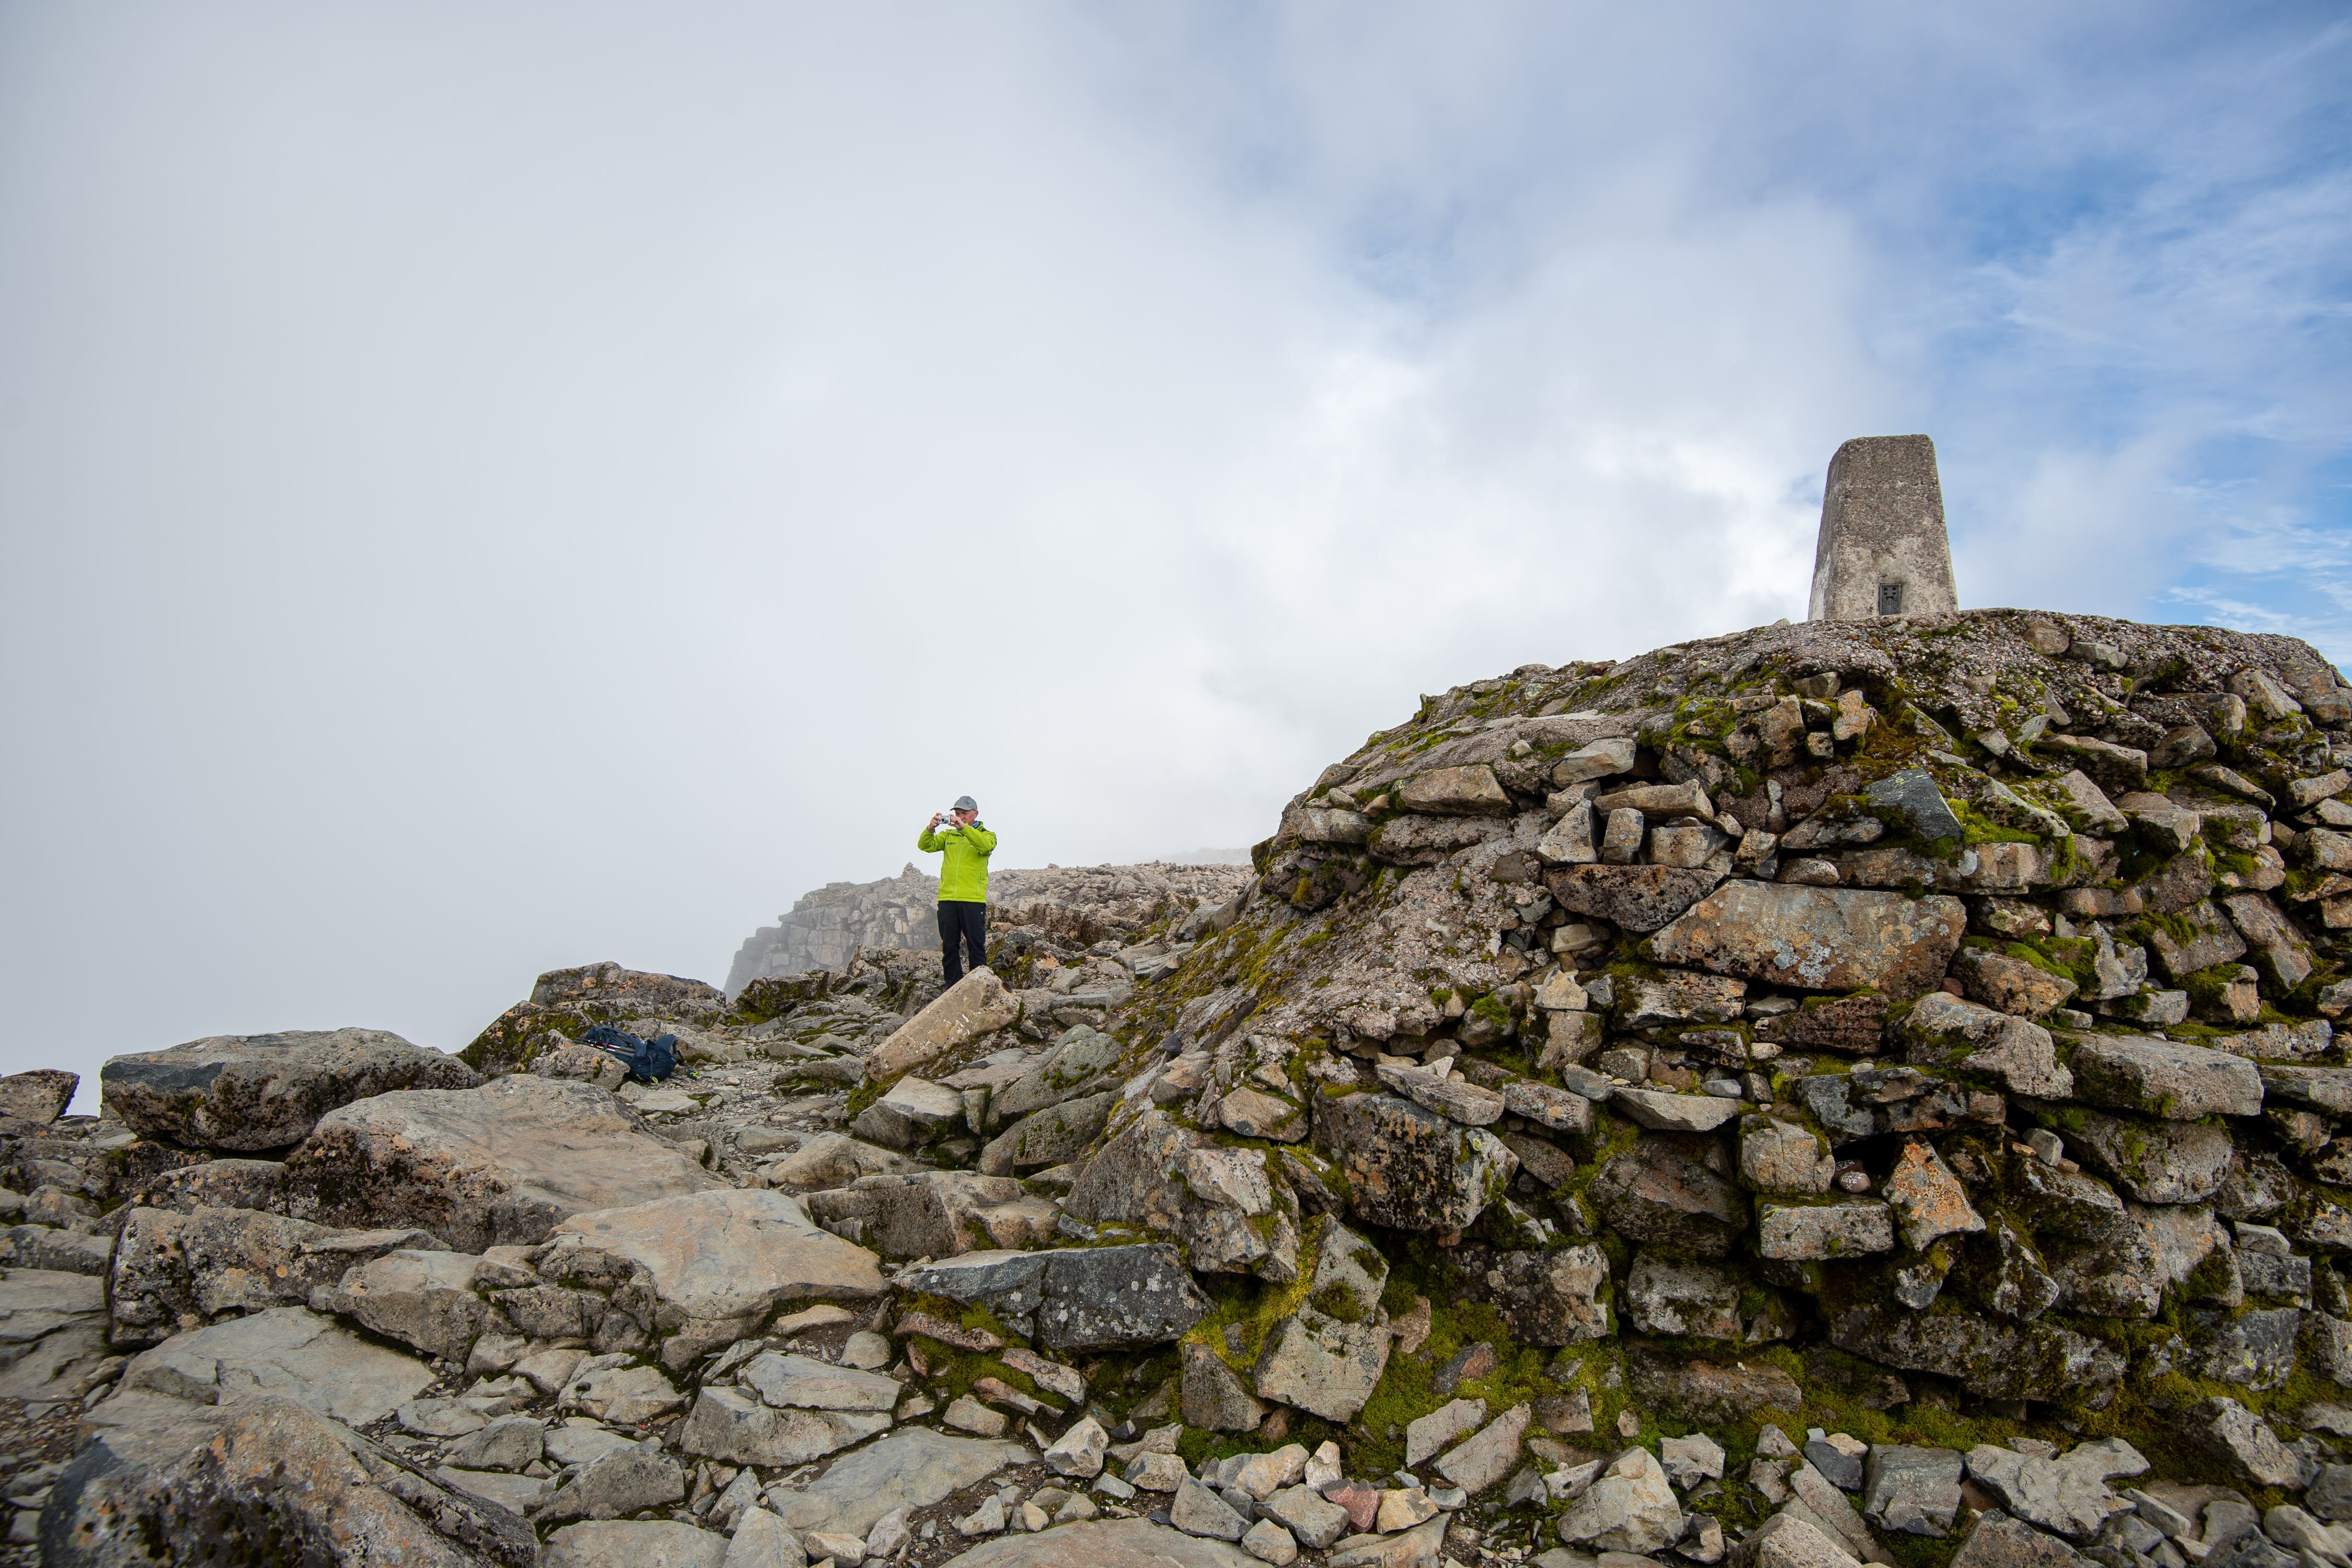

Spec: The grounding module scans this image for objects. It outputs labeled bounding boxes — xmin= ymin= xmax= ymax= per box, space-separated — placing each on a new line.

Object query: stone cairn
xmin=11 ymin=502 xmax=2352 ymax=1568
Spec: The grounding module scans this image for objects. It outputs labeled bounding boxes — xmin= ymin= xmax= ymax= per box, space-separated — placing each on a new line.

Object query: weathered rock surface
xmin=0 ymin=1068 xmax=78 ymax=1127
xmin=544 ymin=1187 xmax=883 ymax=1364
xmin=284 ymin=1075 xmax=723 ymax=1250
xmin=1588 ymin=1133 xmax=1748 ymax=1255
xmin=101 ymin=1029 xmax=482 ymax=1151
xmin=936 ymin=1517 xmax=1260 ymax=1567
xmin=43 ymin=1394 xmax=532 ymax=1568
xmin=106 ymin=1305 xmax=435 ymax=1428
xmin=865 ymin=968 xmax=1022 ymax=1081
xmin=1543 ymin=864 xmax=1727 ymax=932
xmin=2068 ymin=1034 xmax=2265 ymax=1119
xmin=769 ymin=1426 xmax=1028 ymax=1542
xmin=108 ymin=1203 xmax=394 ymax=1346
xmin=1310 ymin=1091 xmax=1516 ymax=1233
xmin=1647 ymin=882 xmax=1967 ymax=997
xmin=0 ymin=1266 xmax=112 ymax=1403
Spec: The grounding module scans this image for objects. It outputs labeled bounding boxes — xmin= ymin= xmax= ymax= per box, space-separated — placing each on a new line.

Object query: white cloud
xmin=1 ymin=2 xmax=2345 ymax=1106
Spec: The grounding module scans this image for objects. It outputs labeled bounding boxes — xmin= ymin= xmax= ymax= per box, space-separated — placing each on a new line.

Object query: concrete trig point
xmin=1807 ymin=434 xmax=1958 ymax=621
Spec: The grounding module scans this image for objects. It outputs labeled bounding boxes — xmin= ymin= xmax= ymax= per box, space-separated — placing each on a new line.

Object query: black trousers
xmin=938 ymin=901 xmax=987 ymax=986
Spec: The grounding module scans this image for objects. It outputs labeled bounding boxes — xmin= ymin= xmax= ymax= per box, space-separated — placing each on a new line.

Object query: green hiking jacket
xmin=917 ymin=821 xmax=997 ymax=903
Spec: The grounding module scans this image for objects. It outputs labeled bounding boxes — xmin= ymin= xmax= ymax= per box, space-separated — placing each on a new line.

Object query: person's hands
xmin=928 ymin=813 xmax=944 ymax=830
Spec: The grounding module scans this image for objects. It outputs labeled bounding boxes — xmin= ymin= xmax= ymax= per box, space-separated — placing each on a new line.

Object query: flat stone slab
xmin=769 ymin=1426 xmax=1030 ymax=1542
xmin=284 ymin=1075 xmax=724 ymax=1250
xmin=0 ymin=1266 xmax=110 ymax=1403
xmin=738 ymin=1351 xmax=900 ymax=1412
xmin=2067 ymin=1034 xmax=2263 ymax=1120
xmin=101 ymin=1028 xmax=480 ymax=1151
xmin=1758 ymin=1200 xmax=1894 ymax=1261
xmin=1610 ymin=1089 xmax=1741 ymax=1133
xmin=675 ymin=1385 xmax=892 ymax=1467
xmin=107 ymin=1306 xmax=435 ymax=1428
xmin=545 ymin=1188 xmax=884 ymax=1339
xmin=542 ymin=1520 xmax=729 ymax=1568
xmin=938 ymin=1517 xmax=1260 ymax=1566
xmin=1646 ymin=881 xmax=1966 ymax=997
xmin=2257 ymin=1065 xmax=2352 ymax=1116
xmin=48 ymin=1393 xmax=530 ymax=1568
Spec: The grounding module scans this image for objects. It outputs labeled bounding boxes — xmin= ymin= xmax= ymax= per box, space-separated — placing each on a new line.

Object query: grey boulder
xmin=283 ymin=1075 xmax=723 ymax=1250
xmin=42 ymin=1393 xmax=531 ymax=1568
xmin=100 ymin=1029 xmax=480 ymax=1151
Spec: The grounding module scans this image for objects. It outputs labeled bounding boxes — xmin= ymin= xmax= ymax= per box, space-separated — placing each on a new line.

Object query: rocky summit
xmin=15 ymin=608 xmax=2352 ymax=1568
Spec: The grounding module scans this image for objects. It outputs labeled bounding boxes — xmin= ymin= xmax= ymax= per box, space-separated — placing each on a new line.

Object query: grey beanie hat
xmin=954 ymin=795 xmax=978 ymax=813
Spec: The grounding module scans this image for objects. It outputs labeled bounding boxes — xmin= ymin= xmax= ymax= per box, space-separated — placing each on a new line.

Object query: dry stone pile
xmin=728 ymin=861 xmax=1254 ymax=994
xmin=14 ymin=608 xmax=2352 ymax=1568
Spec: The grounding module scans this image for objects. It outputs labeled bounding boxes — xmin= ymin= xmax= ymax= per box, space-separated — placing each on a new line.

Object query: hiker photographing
xmin=919 ymin=796 xmax=997 ymax=985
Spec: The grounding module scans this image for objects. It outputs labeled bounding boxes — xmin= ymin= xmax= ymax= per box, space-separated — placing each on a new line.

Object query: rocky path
xmin=8 ymin=608 xmax=2352 ymax=1568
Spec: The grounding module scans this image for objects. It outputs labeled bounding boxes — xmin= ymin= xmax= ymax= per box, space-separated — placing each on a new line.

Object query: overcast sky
xmin=4 ymin=4 xmax=2349 ymax=1109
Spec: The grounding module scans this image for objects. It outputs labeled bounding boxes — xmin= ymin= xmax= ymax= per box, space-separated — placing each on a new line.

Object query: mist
xmin=3 ymin=3 xmax=2347 ymax=1109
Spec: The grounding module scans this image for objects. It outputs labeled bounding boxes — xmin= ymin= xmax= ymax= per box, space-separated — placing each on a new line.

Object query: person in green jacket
xmin=918 ymin=795 xmax=997 ymax=985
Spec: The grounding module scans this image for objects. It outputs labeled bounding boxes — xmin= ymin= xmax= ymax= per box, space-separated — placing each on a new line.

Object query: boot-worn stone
xmin=108 ymin=1306 xmax=435 ymax=1429
xmin=284 ymin=1076 xmax=723 ymax=1250
xmin=769 ymin=1427 xmax=1027 ymax=1543
xmin=0 ymin=1267 xmax=112 ymax=1404
xmin=804 ymin=1171 xmax=1048 ymax=1261
xmin=675 ymin=1386 xmax=891 ymax=1467
xmin=542 ymin=1187 xmax=883 ymax=1369
xmin=850 ymin=1076 xmax=967 ymax=1150
xmin=737 ymin=1352 xmax=900 ymax=1412
xmin=329 ymin=1247 xmax=487 ymax=1362
xmin=544 ymin=1521 xmax=726 ymax=1568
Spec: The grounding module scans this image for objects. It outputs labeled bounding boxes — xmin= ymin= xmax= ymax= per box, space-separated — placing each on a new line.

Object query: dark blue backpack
xmin=579 ymin=1024 xmax=678 ymax=1082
